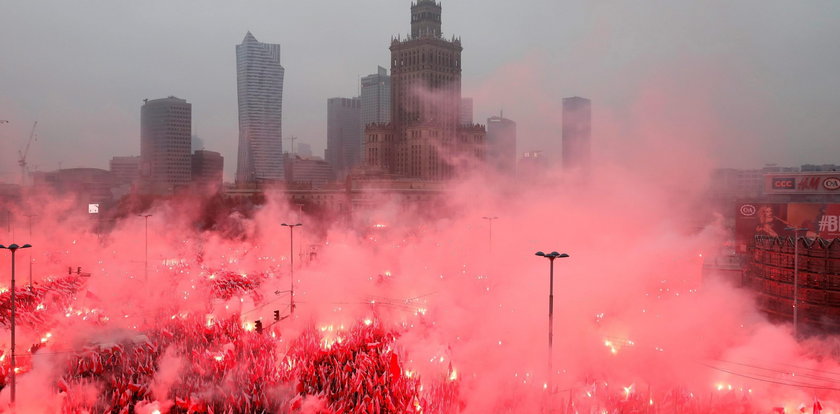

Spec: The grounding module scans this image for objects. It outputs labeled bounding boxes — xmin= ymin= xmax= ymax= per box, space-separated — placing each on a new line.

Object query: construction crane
xmin=18 ymin=121 xmax=37 ymax=186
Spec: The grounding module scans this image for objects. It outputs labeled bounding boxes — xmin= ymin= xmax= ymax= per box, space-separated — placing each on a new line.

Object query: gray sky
xmin=1 ymin=0 xmax=839 ymax=182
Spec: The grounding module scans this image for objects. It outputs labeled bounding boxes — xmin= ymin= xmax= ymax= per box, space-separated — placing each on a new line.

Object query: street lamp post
xmin=785 ymin=227 xmax=808 ymax=338
xmin=481 ymin=216 xmax=498 ymax=252
xmin=138 ymin=214 xmax=152 ymax=281
xmin=281 ymin=223 xmax=302 ymax=314
xmin=1 ymin=243 xmax=33 ymax=405
xmin=535 ymin=251 xmax=570 ymax=380
xmin=23 ymin=214 xmax=36 ymax=289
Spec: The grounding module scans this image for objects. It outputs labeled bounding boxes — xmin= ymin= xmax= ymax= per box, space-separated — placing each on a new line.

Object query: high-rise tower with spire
xmin=364 ymin=0 xmax=485 ymax=180
xmin=236 ymin=32 xmax=285 ymax=185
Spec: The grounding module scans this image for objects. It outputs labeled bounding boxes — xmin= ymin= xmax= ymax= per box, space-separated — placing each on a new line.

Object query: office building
xmin=192 ymin=150 xmax=224 ymax=190
xmin=109 ymin=156 xmax=140 ymax=186
xmin=140 ymin=96 xmax=192 ymax=194
xmin=486 ymin=114 xmax=516 ymax=175
xmin=236 ymin=32 xmax=285 ymax=185
xmin=562 ymin=96 xmax=591 ymax=174
xmin=297 ymin=142 xmax=313 ymax=158
xmin=284 ymin=154 xmax=335 ymax=188
xmin=326 ymin=97 xmax=361 ymax=178
xmin=360 ymin=66 xmax=391 ymax=156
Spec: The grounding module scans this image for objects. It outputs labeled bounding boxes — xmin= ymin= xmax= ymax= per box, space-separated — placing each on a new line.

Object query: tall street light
xmin=281 ymin=223 xmax=302 ymax=314
xmin=23 ymin=214 xmax=36 ymax=289
xmin=535 ymin=250 xmax=569 ymax=380
xmin=481 ymin=216 xmax=498 ymax=252
xmin=785 ymin=227 xmax=808 ymax=338
xmin=1 ymin=242 xmax=32 ymax=405
xmin=138 ymin=214 xmax=152 ymax=281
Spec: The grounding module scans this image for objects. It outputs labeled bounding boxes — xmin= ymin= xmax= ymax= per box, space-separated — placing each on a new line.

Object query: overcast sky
xmin=1 ymin=0 xmax=839 ymax=182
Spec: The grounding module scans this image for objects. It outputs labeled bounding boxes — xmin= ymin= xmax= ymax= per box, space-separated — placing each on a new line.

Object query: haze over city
xmin=0 ymin=1 xmax=839 ymax=413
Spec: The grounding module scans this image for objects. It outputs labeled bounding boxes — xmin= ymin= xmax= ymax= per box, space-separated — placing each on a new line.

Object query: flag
xmin=814 ymin=397 xmax=823 ymax=414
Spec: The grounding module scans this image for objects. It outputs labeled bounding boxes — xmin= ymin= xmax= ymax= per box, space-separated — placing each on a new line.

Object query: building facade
xmin=236 ymin=32 xmax=285 ymax=185
xmin=746 ymin=236 xmax=840 ymax=333
xmin=140 ymin=96 xmax=192 ymax=194
xmin=109 ymin=156 xmax=140 ymax=187
xmin=562 ymin=96 xmax=591 ymax=174
xmin=360 ymin=66 xmax=391 ymax=157
xmin=486 ymin=114 xmax=516 ymax=176
xmin=364 ymin=0 xmax=486 ymax=181
xmin=192 ymin=150 xmax=224 ymax=190
xmin=459 ymin=97 xmax=473 ymax=125
xmin=284 ymin=154 xmax=336 ymax=189
xmin=326 ymin=97 xmax=361 ymax=178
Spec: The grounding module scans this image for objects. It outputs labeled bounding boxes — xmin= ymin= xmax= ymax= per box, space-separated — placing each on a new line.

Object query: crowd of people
xmin=0 ymin=271 xmax=461 ymax=413
xmin=0 ymin=271 xmax=824 ymax=413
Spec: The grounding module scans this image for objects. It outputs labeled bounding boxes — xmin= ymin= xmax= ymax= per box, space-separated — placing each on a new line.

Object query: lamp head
xmin=535 ymin=251 xmax=545 ymax=257
xmin=0 ymin=243 xmax=30 ymax=251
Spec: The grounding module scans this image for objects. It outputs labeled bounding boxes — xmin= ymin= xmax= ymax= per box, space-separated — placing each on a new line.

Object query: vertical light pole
xmin=23 ymin=214 xmax=36 ymax=289
xmin=0 ymin=243 xmax=32 ymax=406
xmin=481 ymin=216 xmax=498 ymax=252
xmin=535 ymin=251 xmax=569 ymax=380
xmin=281 ymin=223 xmax=302 ymax=314
xmin=138 ymin=214 xmax=152 ymax=281
xmin=785 ymin=227 xmax=808 ymax=338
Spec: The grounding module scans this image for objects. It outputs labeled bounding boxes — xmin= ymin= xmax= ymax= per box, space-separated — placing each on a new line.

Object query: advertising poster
xmin=735 ymin=202 xmax=840 ymax=251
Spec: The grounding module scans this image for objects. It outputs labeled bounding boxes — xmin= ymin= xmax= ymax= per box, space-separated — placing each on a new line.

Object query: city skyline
xmin=1 ymin=1 xmax=839 ymax=182
xmin=1 ymin=2 xmax=840 ymax=411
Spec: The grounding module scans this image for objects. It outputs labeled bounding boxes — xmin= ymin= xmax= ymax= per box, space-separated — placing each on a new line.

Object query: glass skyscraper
xmin=236 ymin=32 xmax=285 ymax=184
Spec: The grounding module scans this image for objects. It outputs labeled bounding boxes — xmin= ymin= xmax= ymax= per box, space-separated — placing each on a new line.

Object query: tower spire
xmin=411 ymin=0 xmax=442 ymax=38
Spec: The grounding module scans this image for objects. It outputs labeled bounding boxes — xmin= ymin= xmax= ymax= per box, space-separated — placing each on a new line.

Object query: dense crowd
xmin=0 ymin=272 xmax=827 ymax=413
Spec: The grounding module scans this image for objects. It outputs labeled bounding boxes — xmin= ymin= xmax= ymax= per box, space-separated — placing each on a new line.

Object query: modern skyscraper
xmin=486 ymin=114 xmax=517 ymax=176
xmin=236 ymin=31 xmax=285 ymax=185
xmin=562 ymin=96 xmax=591 ymax=174
xmin=364 ymin=0 xmax=485 ymax=180
xmin=140 ymin=96 xmax=192 ymax=194
xmin=460 ymin=98 xmax=473 ymax=125
xmin=360 ymin=66 xmax=391 ymax=156
xmin=326 ymin=97 xmax=361 ymax=178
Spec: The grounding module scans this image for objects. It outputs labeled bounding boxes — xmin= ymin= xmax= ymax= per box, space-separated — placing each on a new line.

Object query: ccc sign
xmin=772 ymin=177 xmax=796 ymax=190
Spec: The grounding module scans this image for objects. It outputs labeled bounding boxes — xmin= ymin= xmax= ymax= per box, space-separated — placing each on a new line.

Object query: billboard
xmin=765 ymin=173 xmax=840 ymax=195
xmin=735 ymin=202 xmax=840 ymax=251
